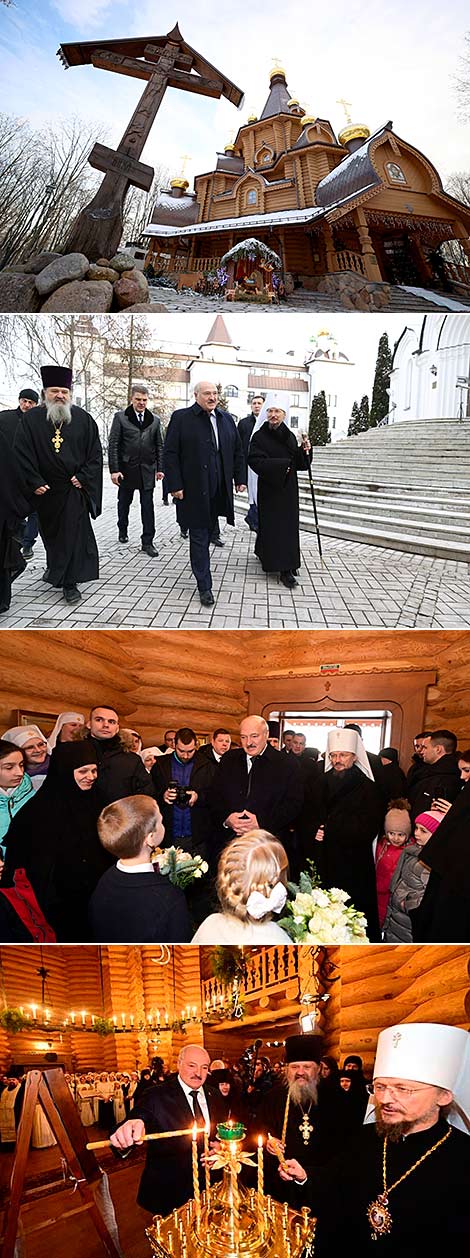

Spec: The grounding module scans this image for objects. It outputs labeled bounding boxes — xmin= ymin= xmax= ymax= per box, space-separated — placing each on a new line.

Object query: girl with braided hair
xmin=192 ymin=829 xmax=292 ymax=942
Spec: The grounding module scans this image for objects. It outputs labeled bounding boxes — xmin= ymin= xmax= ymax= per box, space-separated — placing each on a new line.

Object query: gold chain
xmin=382 ymin=1128 xmax=451 ymax=1195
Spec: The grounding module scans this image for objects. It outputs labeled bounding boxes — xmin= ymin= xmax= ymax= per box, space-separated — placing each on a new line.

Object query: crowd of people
xmin=0 ymin=707 xmax=468 ymax=944
xmin=0 ymin=371 xmax=311 ymax=616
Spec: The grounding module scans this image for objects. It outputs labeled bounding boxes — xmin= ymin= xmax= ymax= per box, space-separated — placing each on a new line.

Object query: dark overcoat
xmin=163 ymin=402 xmax=245 ymax=530
xmin=248 ymin=421 xmax=311 ymax=572
xmin=108 ymin=406 xmax=163 ymax=490
xmin=405 ymin=752 xmax=461 ymax=819
xmin=130 ymin=1075 xmax=226 ymax=1213
xmin=208 ymin=743 xmax=304 ymax=860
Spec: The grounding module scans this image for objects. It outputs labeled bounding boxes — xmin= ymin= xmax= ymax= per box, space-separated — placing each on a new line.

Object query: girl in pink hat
xmin=383 ymin=809 xmax=443 ymax=942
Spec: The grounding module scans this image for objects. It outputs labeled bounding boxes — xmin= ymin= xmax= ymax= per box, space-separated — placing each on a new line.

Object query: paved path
xmin=149 ymin=286 xmax=469 ymax=314
xmin=2 ymin=481 xmax=470 ymax=630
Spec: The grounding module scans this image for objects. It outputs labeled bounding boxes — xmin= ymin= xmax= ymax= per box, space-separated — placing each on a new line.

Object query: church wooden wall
xmin=1 ymin=946 xmax=469 ymax=1076
xmin=323 ymin=945 xmax=470 ymax=1072
xmin=0 ymin=630 xmax=468 ymax=752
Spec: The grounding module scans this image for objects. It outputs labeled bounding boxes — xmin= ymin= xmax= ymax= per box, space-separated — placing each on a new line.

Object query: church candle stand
xmin=145 ymin=1123 xmax=316 ymax=1258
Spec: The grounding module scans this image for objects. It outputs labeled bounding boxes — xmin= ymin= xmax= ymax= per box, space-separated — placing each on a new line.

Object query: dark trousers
xmin=22 ymin=513 xmax=39 ymax=547
xmin=117 ymin=479 xmax=155 ymax=544
xmin=189 ymin=503 xmax=220 ymax=592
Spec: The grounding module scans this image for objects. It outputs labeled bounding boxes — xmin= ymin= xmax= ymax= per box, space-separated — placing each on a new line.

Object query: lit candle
xmin=112 ymin=1016 xmax=117 ymax=1027
xmin=31 ymin=1004 xmax=37 ymax=1020
xmin=219 ymin=993 xmax=223 ymax=1008
xmin=205 ymin=1000 xmax=209 ymax=1014
xmin=204 ymin=1124 xmax=210 ymax=1200
xmin=230 ymin=1146 xmax=240 ymax=1238
xmin=81 ymin=1011 xmax=86 ymax=1025
xmin=45 ymin=1008 xmax=50 ymax=1023
xmin=165 ymin=1010 xmax=169 ymax=1025
xmin=70 ymin=1011 xmax=75 ymax=1025
xmin=156 ymin=1009 xmax=160 ymax=1025
xmin=211 ymin=993 xmax=216 ymax=1009
xmin=192 ymin=1006 xmax=197 ymax=1018
xmin=191 ymin=1124 xmax=201 ymax=1223
xmin=91 ymin=1015 xmax=95 ymax=1026
xmin=121 ymin=1013 xmax=126 ymax=1027
xmin=257 ymin=1135 xmax=264 ymax=1198
xmin=181 ymin=1009 xmax=185 ymax=1020
xmin=130 ymin=1014 xmax=134 ymax=1027
xmin=19 ymin=1006 xmax=24 ymax=1016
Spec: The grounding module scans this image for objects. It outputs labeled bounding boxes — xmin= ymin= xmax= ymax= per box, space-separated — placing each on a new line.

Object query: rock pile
xmin=0 ymin=251 xmax=168 ymax=313
xmin=315 ymin=271 xmax=392 ymax=311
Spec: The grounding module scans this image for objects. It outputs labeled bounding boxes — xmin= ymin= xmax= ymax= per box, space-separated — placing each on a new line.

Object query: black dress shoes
xmin=142 ymin=544 xmax=158 ymax=557
xmin=63 ymin=585 xmax=81 ymax=604
xmin=22 ymin=546 xmax=34 ymax=560
xmin=199 ymin=590 xmax=215 ymax=606
xmin=211 ymin=537 xmax=225 ymax=547
xmin=280 ymin=570 xmax=298 ymax=589
xmin=118 ymin=533 xmax=128 ymax=543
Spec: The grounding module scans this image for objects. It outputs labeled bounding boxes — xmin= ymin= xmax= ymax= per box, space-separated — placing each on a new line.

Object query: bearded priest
xmin=279 ymin=1021 xmax=470 ymax=1253
xmin=13 ymin=365 xmax=102 ymax=604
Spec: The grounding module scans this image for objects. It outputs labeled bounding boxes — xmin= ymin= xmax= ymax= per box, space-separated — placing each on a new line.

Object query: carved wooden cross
xmin=58 ymin=24 xmax=243 ymax=260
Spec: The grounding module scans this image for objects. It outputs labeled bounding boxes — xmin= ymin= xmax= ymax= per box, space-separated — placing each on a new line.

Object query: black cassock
xmin=13 ymin=404 xmax=102 ymax=587
xmin=301 ymin=765 xmax=384 ymax=940
xmin=310 ymin=1119 xmax=470 ymax=1255
xmin=248 ymin=422 xmax=311 ymax=572
xmin=256 ymin=1083 xmax=350 ymax=1209
xmin=410 ymin=780 xmax=470 ymax=942
xmin=0 ymin=429 xmax=29 ymax=611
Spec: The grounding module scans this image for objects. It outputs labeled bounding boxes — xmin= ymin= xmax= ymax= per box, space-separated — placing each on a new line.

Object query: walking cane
xmin=301 ymin=435 xmax=325 ymax=567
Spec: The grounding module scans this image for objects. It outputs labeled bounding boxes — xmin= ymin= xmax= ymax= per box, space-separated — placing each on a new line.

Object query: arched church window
xmin=226 ymin=385 xmax=239 ymax=397
xmin=247 ymin=189 xmax=258 ymax=205
xmin=386 ymin=162 xmax=407 ymax=184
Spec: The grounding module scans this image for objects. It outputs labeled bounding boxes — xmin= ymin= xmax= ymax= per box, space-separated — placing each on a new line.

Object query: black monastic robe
xmin=256 ymin=1082 xmax=350 ymax=1209
xmin=248 ymin=422 xmax=311 ymax=572
xmin=0 ymin=429 xmax=29 ymax=610
xmin=301 ymin=765 xmax=384 ymax=940
xmin=13 ymin=404 xmax=102 ymax=586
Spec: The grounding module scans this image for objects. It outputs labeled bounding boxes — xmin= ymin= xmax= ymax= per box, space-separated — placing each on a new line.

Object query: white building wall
xmin=306 ymin=358 xmax=355 ymax=441
xmin=389 ymin=316 xmax=470 ymax=422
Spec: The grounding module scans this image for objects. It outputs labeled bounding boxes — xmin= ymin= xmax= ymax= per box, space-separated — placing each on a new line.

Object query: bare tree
xmin=446 ymin=171 xmax=470 ymax=208
xmin=122 ymin=166 xmax=170 ymax=243
xmin=454 ymin=32 xmax=470 ymax=120
xmin=0 ymin=114 xmax=107 ymax=269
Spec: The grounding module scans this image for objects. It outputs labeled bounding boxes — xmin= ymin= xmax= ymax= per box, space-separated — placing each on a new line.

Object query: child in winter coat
xmin=383 ymin=809 xmax=443 ymax=942
xmin=0 ymin=742 xmax=34 ymax=872
xmin=375 ymin=799 xmax=412 ymax=929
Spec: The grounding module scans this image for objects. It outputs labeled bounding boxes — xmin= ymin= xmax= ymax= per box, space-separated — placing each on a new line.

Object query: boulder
xmin=86 ymin=264 xmax=119 ymax=283
xmin=40 ymin=280 xmax=113 ymax=313
xmin=24 ymin=251 xmax=63 ymax=275
xmin=96 ymin=258 xmax=111 ymax=267
xmin=108 ymin=252 xmax=139 ymax=273
xmin=121 ymin=302 xmax=168 ymax=312
xmin=113 ymin=268 xmax=149 ymax=309
xmin=0 ymin=272 xmax=41 ymax=311
xmin=35 ymin=252 xmax=90 ymax=297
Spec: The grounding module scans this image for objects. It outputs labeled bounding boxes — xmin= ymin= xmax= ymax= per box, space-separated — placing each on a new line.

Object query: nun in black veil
xmin=1 ymin=741 xmax=111 ymax=941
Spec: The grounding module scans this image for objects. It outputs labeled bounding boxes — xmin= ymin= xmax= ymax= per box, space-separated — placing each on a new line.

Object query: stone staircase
xmin=235 ymin=418 xmax=470 ymax=561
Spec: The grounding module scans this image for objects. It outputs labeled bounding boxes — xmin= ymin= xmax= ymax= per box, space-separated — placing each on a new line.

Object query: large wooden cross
xmin=58 ymin=24 xmax=244 ymax=260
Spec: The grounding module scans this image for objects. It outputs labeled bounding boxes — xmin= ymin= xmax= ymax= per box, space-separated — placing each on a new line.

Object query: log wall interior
xmin=1 ymin=945 xmax=469 ymax=1076
xmin=0 ymin=630 xmax=469 ymax=750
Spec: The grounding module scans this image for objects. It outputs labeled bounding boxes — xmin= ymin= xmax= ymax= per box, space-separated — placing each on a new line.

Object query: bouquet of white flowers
xmin=277 ymin=865 xmax=369 ymax=944
xmin=151 ymin=846 xmax=209 ymax=890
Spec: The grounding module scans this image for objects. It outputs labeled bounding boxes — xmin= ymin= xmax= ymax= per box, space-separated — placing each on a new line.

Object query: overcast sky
xmin=0 ymin=313 xmax=425 ymax=407
xmin=1 ymin=0 xmax=469 ymax=190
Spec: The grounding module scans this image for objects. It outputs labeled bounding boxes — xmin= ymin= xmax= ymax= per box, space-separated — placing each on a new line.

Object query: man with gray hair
xmin=13 ymin=364 xmax=102 ymax=604
xmin=108 ymin=383 xmax=164 ymax=557
xmin=110 ymin=1042 xmax=225 ymax=1216
xmin=209 ymin=714 xmax=304 ymax=866
xmin=163 ymin=381 xmax=246 ymax=605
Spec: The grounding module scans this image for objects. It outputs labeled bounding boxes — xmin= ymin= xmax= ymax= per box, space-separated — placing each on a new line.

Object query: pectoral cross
xmin=58 ymin=24 xmax=243 ymax=260
xmin=51 ymin=426 xmax=64 ymax=452
xmin=299 ymin=1112 xmax=314 ymax=1144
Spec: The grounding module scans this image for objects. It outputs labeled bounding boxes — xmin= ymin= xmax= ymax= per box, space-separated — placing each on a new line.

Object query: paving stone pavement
xmin=3 ymin=481 xmax=470 ymax=631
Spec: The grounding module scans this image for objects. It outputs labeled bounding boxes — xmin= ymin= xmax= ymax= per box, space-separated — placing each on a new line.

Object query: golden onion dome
xmin=338 ymin=123 xmax=370 ymax=147
xmin=170 ymin=177 xmax=189 ymax=190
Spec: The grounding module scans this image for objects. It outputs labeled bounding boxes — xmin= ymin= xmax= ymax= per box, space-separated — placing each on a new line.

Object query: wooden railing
xmin=442 ymin=258 xmax=470 ymax=290
xmin=202 ymin=946 xmax=299 ymax=1012
xmin=148 ymin=252 xmax=223 ymax=274
xmin=334 ymin=249 xmax=365 ymax=275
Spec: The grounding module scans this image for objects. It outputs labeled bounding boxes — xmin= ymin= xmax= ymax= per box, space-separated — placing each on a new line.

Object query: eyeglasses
xmin=371 ymin=1083 xmax=433 ymax=1099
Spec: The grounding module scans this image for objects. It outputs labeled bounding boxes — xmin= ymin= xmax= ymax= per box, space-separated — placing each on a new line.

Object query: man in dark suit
xmin=151 ymin=726 xmax=206 ymax=859
xmin=163 ymin=381 xmax=246 ymax=606
xmin=208 ymin=715 xmax=304 ymax=869
xmin=0 ymin=387 xmax=40 ymax=560
xmin=110 ymin=1044 xmax=225 ymax=1215
xmin=108 ymin=383 xmax=164 ymax=557
xmin=237 ymin=394 xmax=264 ymax=529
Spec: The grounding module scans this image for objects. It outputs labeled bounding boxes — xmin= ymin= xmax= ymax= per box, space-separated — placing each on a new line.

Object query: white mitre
xmin=365 ymin=1022 xmax=470 ymax=1133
